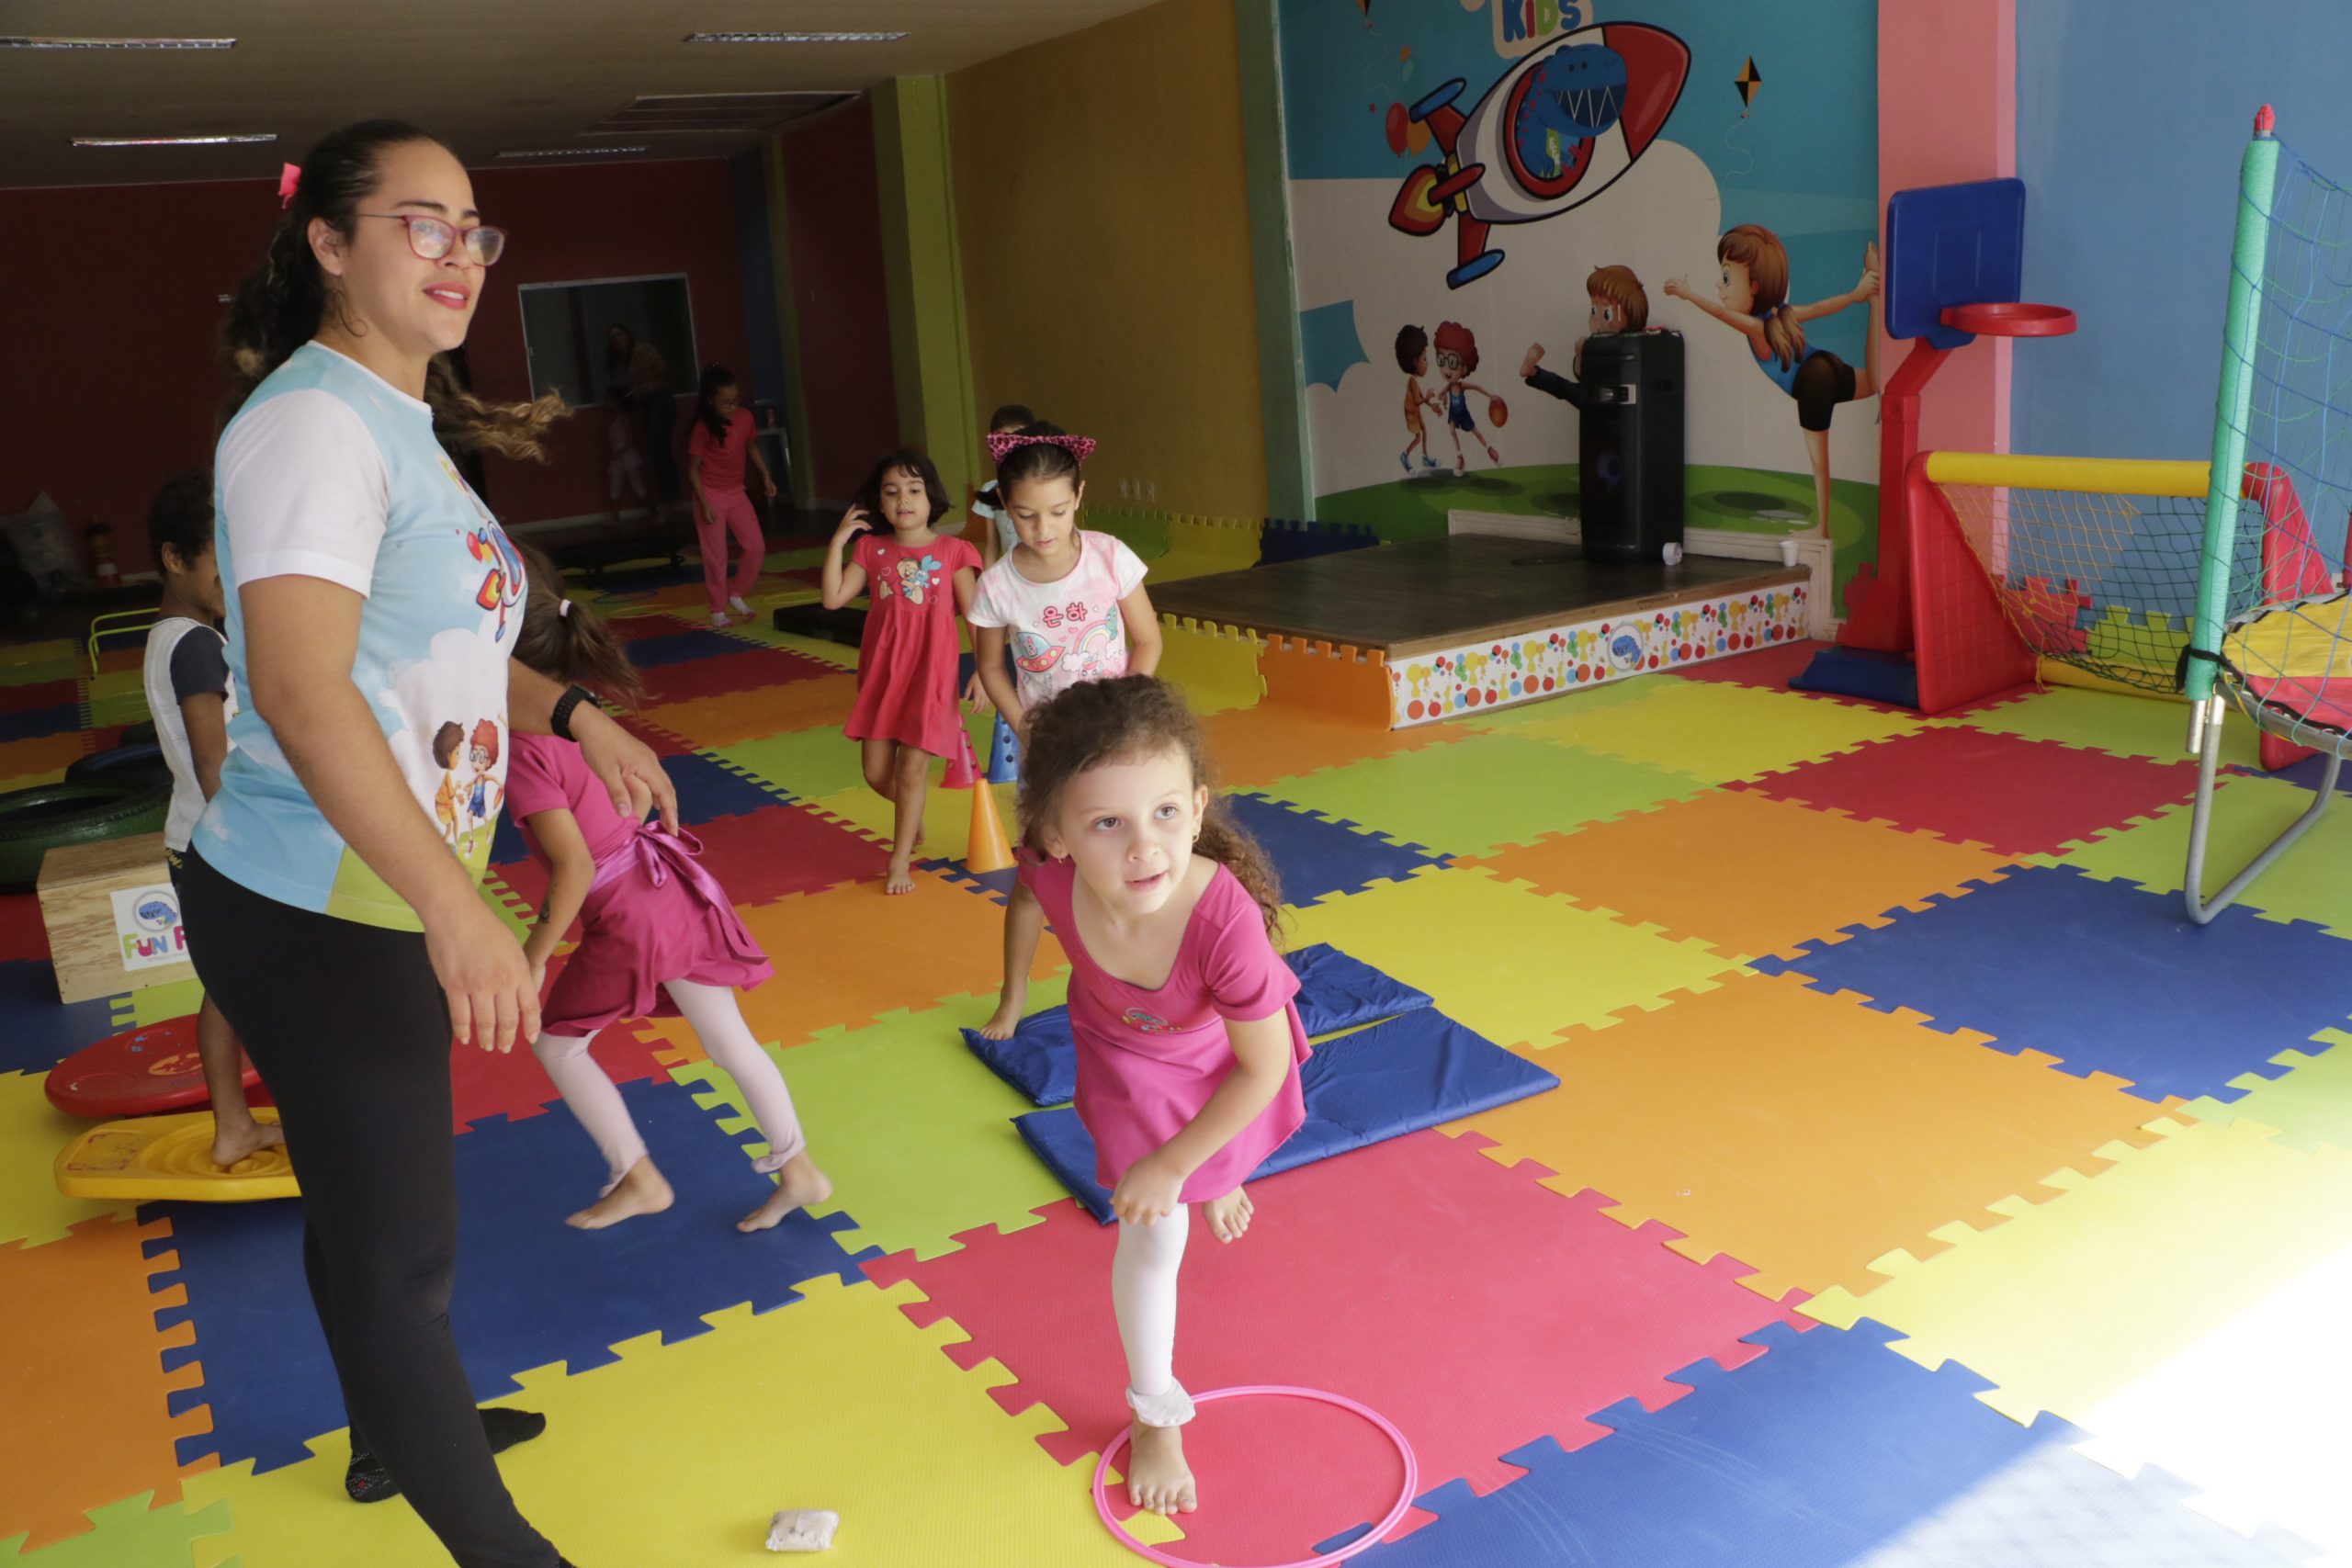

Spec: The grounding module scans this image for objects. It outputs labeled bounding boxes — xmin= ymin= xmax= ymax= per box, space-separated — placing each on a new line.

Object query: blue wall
xmin=2016 ymin=1 xmax=2352 ymax=458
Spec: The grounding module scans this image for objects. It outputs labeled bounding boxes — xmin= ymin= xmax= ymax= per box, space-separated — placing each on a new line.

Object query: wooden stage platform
xmin=1151 ymin=535 xmax=1811 ymax=728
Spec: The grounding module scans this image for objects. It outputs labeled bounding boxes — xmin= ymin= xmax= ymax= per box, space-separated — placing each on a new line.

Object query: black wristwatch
xmin=549 ymin=683 xmax=595 ymax=742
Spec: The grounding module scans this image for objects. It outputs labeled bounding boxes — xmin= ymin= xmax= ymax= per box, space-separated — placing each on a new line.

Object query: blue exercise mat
xmin=961 ymin=942 xmax=1433 ymax=1106
xmin=1012 ymin=1008 xmax=1557 ymax=1223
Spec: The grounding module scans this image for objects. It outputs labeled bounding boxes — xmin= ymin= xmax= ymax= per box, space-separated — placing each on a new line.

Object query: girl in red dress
xmin=821 ymin=447 xmax=983 ymax=894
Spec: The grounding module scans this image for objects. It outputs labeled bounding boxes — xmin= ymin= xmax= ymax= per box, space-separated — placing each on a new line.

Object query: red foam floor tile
xmin=1732 ymin=724 xmax=2200 ymax=858
xmin=866 ymin=1129 xmax=1807 ymax=1562
xmin=447 ymin=953 xmax=678 ymax=1134
xmin=638 ymin=647 xmax=836 ymax=705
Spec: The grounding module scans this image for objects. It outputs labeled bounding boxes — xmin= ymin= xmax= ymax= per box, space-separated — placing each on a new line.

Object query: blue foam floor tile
xmin=0 ymin=959 xmax=128 ymax=1075
xmin=1223 ymin=790 xmax=1446 ymax=908
xmin=614 ymin=628 xmax=749 ymax=669
xmin=143 ymin=1075 xmax=880 ymax=1472
xmin=661 ymin=749 xmax=792 ymax=823
xmin=1337 ymin=1318 xmax=2316 ymax=1567
xmin=0 ymin=701 xmax=80 ymax=742
xmin=1751 ymin=863 xmax=2352 ymax=1102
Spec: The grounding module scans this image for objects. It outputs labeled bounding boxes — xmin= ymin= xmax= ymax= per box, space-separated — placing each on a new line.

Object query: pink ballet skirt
xmin=540 ymin=825 xmax=773 ymax=1037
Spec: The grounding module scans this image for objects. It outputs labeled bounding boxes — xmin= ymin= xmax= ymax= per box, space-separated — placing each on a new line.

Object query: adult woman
xmin=606 ymin=323 xmax=677 ymax=519
xmin=195 ymin=119 xmax=675 ymax=1568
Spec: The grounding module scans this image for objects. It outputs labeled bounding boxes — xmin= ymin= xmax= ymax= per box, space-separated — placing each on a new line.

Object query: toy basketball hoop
xmin=1939 ymin=301 xmax=2076 ymax=339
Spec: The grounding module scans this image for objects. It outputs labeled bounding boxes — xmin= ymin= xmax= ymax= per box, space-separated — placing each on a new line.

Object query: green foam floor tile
xmin=2049 ymin=773 xmax=2352 ymax=936
xmin=1947 ymin=685 xmax=2259 ymax=767
xmin=1263 ymin=732 xmax=1710 ymax=859
xmin=1 ymin=1492 xmax=230 ymax=1568
xmin=708 ymin=729 xmax=871 ymax=802
xmin=1500 ymin=675 xmax=1923 ymax=784
xmin=668 ymin=978 xmax=1075 ymax=1261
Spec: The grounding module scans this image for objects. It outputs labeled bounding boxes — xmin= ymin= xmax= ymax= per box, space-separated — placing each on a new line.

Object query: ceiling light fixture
xmin=4 ymin=36 xmax=237 ymax=50
xmin=683 ymin=31 xmax=906 ymax=44
xmin=497 ymin=146 xmax=650 ymax=159
xmin=72 ymin=132 xmax=276 ymax=147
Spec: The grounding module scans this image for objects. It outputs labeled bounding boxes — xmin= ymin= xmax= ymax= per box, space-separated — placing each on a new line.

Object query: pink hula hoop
xmin=1090 ymin=1385 xmax=1419 ymax=1567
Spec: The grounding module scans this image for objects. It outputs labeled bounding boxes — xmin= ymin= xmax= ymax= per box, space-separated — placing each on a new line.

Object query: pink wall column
xmin=1877 ymin=0 xmax=2017 ymax=456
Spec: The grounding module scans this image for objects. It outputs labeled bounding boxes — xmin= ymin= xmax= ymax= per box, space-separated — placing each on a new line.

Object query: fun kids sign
xmin=109 ymin=881 xmax=191 ymax=973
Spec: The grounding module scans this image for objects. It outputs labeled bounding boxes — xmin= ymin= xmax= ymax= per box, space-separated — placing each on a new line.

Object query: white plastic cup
xmin=1780 ymin=537 xmax=1800 ymax=568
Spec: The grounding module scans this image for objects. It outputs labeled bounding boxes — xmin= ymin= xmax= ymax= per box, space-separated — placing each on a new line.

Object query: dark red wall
xmin=0 ymin=158 xmax=747 ymax=572
xmin=778 ymin=99 xmax=899 ymax=506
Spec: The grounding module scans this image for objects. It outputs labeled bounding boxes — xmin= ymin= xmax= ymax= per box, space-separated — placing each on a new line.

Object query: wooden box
xmin=36 ymin=832 xmax=192 ymax=1004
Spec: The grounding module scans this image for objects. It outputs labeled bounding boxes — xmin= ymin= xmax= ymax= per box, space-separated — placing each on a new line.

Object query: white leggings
xmin=531 ymin=979 xmax=807 ymax=1190
xmin=1114 ymin=1207 xmax=1196 ymax=1427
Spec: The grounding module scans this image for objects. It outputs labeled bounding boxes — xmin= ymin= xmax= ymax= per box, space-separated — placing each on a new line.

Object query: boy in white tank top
xmin=140 ymin=474 xmax=281 ymax=1168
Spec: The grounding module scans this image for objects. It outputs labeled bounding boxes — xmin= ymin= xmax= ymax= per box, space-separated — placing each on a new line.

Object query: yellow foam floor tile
xmin=1949 ymin=684 xmax=2262 ymax=767
xmin=0 ymin=1071 xmax=133 ymax=1249
xmin=672 ymin=980 xmax=1074 ymax=1261
xmin=1466 ymin=787 xmax=2015 ymax=960
xmin=1287 ymin=865 xmax=1741 ymax=1049
xmin=2181 ymin=1028 xmax=2352 ymax=1153
xmin=1802 ymin=1119 xmax=2352 ymax=1424
xmin=1502 ymin=677 xmax=1922 ymax=784
xmin=1457 ymin=972 xmax=2190 ymax=1300
xmin=184 ymin=1277 xmax=1175 ymax=1567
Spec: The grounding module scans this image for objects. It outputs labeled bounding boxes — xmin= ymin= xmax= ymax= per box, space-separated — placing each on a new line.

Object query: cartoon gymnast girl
xmin=1666 ymin=228 xmax=1880 ymax=536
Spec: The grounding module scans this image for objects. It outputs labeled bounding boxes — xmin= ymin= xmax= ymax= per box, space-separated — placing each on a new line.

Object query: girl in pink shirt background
xmin=685 ymin=364 xmax=775 ymax=627
xmin=1014 ymin=674 xmax=1309 ymax=1520
xmin=505 ymin=547 xmax=829 ymax=1234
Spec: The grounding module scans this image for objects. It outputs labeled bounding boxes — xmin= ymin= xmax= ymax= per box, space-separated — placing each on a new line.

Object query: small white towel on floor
xmin=765 ymin=1509 xmax=840 ymax=1552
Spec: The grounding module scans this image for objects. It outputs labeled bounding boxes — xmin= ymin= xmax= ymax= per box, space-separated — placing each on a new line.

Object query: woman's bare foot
xmin=1125 ymin=1421 xmax=1198 ymax=1516
xmin=886 ymin=852 xmax=915 ymax=895
xmin=740 ymin=1152 xmax=833 ymax=1233
xmin=976 ymin=988 xmax=1026 ymax=1041
xmin=1204 ymin=1187 xmax=1255 ymax=1243
xmin=209 ymin=1113 xmax=285 ymax=1170
xmin=567 ymin=1156 xmax=673 ymax=1230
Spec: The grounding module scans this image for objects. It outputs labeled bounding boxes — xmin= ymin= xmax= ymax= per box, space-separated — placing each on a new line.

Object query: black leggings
xmin=1792 ymin=351 xmax=1860 ymax=433
xmin=181 ymin=851 xmax=560 ymax=1568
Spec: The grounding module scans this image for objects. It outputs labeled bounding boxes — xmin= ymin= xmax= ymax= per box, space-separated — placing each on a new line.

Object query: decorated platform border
xmin=1389 ymin=585 xmax=1810 ymax=728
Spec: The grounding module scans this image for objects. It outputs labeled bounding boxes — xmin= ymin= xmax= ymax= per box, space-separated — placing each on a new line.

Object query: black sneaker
xmin=345 ymin=1407 xmax=548 ymax=1503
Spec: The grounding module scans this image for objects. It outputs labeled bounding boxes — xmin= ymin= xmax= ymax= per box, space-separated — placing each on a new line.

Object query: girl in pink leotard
xmin=1013 ymin=674 xmax=1309 ymax=1520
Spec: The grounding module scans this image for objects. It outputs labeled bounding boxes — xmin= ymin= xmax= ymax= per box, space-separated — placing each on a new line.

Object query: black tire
xmin=119 ymin=719 xmax=158 ymax=746
xmin=65 ymin=740 xmax=170 ymax=784
xmin=0 ymin=778 xmax=173 ymax=894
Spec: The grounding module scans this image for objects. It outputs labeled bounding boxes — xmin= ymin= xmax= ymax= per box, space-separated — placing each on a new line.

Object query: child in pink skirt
xmin=820 ymin=446 xmax=983 ymax=895
xmin=1014 ymin=674 xmax=1309 ymax=1519
xmin=506 ymin=547 xmax=829 ymax=1233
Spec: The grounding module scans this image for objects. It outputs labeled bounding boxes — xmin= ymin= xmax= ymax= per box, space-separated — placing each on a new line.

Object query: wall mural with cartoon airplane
xmin=1278 ymin=0 xmax=1881 ymax=607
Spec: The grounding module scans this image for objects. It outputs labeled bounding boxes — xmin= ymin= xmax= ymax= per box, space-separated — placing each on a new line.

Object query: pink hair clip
xmin=986 ymin=431 xmax=1098 ymax=468
xmin=277 ymin=162 xmax=301 ymax=209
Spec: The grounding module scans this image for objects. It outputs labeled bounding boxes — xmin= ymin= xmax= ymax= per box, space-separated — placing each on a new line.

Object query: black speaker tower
xmin=1577 ymin=330 xmax=1685 ymax=565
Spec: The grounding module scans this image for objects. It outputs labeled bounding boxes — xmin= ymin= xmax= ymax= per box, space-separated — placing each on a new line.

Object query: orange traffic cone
xmin=967 ymin=780 xmax=1015 ymax=874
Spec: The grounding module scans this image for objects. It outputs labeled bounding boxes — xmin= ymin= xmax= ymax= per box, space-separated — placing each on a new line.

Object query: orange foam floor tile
xmin=1464 ymin=786 xmax=2015 ymax=959
xmin=637 ymin=671 xmax=860 ymax=750
xmin=718 ymin=869 xmax=1068 ymax=1048
xmin=1202 ymin=700 xmax=1463 ymax=789
xmin=1456 ymin=971 xmax=2188 ymax=1302
xmin=0 ymin=1213 xmax=209 ymax=1549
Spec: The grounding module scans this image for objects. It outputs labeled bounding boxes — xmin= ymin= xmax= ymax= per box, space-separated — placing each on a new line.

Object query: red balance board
xmin=45 ymin=1016 xmax=268 ymax=1118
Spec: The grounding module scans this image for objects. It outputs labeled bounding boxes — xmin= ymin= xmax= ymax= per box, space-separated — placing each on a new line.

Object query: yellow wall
xmin=947 ymin=0 xmax=1268 ymax=519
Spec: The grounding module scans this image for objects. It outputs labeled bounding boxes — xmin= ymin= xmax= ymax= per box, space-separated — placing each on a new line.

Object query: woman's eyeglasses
xmin=354 ymin=212 xmax=507 ymax=266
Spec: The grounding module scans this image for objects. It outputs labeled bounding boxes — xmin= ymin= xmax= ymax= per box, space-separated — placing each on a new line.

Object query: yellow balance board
xmin=55 ymin=1108 xmax=299 ymax=1201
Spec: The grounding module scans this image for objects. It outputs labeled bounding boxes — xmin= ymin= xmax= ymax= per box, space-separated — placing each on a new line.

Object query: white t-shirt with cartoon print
xmin=201 ymin=341 xmax=527 ymax=931
xmin=966 ymin=530 xmax=1148 ymax=710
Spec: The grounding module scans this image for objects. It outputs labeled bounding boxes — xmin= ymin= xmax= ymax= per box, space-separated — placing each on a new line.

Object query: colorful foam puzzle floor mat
xmin=2 ymin=571 xmax=2347 ymax=1565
